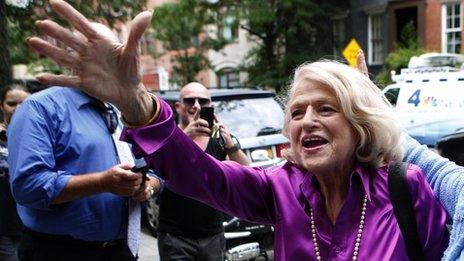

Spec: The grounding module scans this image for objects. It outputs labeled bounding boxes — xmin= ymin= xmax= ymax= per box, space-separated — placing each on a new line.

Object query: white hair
xmin=282 ymin=60 xmax=403 ymax=169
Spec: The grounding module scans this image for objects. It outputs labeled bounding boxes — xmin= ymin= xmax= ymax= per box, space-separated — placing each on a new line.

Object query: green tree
xmin=151 ymin=0 xmax=227 ymax=86
xmin=0 ymin=0 xmax=11 ymax=88
xmin=375 ymin=21 xmax=426 ymax=87
xmin=233 ymin=0 xmax=342 ymax=92
xmin=2 ymin=0 xmax=147 ymax=85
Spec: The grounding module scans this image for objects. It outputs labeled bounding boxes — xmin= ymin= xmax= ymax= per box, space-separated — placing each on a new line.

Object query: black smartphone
xmin=131 ymin=165 xmax=149 ymax=183
xmin=200 ymin=107 xmax=214 ymax=128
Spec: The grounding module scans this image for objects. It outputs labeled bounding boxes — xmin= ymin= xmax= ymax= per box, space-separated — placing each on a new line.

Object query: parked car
xmin=143 ymin=87 xmax=289 ymax=229
xmin=436 ymin=130 xmax=464 ymax=166
xmin=153 ymin=87 xmax=289 ymax=168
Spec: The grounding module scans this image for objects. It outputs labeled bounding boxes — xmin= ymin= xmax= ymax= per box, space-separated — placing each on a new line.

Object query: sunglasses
xmin=182 ymin=97 xmax=211 ymax=106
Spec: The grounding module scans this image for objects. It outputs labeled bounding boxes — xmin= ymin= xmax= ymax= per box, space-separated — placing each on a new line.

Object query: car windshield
xmin=213 ymin=97 xmax=285 ymax=138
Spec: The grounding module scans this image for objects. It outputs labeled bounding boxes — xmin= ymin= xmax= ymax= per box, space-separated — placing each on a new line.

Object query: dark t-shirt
xmin=157 ymin=137 xmax=227 ymax=238
xmin=0 ymin=140 xmax=23 ymax=236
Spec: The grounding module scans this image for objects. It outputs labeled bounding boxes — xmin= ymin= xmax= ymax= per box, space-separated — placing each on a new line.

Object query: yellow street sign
xmin=342 ymin=38 xmax=362 ymax=67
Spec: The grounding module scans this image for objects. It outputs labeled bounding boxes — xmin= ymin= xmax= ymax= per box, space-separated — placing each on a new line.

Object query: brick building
xmin=337 ymin=0 xmax=464 ymax=73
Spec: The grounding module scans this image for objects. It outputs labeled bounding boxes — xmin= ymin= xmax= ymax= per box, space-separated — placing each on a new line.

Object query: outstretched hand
xmin=27 ymin=0 xmax=155 ymax=125
xmin=356 ymin=49 xmax=369 ymax=77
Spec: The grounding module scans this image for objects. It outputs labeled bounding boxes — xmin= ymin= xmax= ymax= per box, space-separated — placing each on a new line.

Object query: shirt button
xmin=333 ymin=246 xmax=341 ymax=254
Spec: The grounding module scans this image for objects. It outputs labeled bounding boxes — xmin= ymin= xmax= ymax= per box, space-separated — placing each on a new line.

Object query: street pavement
xmin=139 ymin=225 xmax=159 ymax=261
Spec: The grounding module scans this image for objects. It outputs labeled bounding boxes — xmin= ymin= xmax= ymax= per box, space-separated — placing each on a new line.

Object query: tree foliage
xmin=1 ymin=0 xmax=11 ymax=88
xmin=2 ymin=0 xmax=147 ymax=85
xmin=233 ymin=0 xmax=342 ymax=93
xmin=152 ymin=0 xmax=341 ymax=91
xmin=151 ymin=0 xmax=227 ymax=86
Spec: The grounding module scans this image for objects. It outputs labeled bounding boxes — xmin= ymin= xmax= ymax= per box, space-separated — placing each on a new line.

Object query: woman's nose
xmin=302 ymin=107 xmax=318 ymax=129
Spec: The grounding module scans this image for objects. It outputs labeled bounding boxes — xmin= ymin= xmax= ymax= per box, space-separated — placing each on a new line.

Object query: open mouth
xmin=301 ymin=136 xmax=328 ymax=149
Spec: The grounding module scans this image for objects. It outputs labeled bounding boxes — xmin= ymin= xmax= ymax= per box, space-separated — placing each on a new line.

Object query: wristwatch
xmin=225 ymin=144 xmax=239 ymax=154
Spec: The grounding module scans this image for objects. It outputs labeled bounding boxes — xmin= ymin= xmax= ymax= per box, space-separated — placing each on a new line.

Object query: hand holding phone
xmin=131 ymin=165 xmax=149 ymax=183
xmin=199 ymin=107 xmax=214 ymax=129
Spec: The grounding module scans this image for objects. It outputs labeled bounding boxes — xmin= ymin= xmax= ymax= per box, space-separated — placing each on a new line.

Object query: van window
xmin=383 ymin=86 xmax=400 ymax=106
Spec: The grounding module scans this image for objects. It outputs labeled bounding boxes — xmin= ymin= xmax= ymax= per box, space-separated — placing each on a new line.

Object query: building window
xmin=218 ymin=15 xmax=239 ymax=41
xmin=217 ymin=68 xmax=239 ymax=88
xmin=332 ymin=17 xmax=346 ymax=56
xmin=368 ymin=13 xmax=384 ymax=65
xmin=442 ymin=3 xmax=462 ymax=53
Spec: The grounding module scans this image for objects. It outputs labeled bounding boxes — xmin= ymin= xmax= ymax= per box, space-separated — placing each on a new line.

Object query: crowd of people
xmin=2 ymin=0 xmax=464 ymax=260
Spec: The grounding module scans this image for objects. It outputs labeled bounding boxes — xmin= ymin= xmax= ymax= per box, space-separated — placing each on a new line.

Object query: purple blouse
xmin=122 ymin=99 xmax=449 ymax=261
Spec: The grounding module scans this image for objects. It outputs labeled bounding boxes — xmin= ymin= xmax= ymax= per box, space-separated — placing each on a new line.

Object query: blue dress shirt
xmin=8 ymin=87 xmax=127 ymax=241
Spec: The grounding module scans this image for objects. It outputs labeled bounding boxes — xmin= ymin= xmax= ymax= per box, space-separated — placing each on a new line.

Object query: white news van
xmin=383 ymin=53 xmax=464 ymax=148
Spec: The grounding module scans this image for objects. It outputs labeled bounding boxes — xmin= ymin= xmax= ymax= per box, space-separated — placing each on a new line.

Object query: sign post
xmin=342 ymin=38 xmax=362 ymax=67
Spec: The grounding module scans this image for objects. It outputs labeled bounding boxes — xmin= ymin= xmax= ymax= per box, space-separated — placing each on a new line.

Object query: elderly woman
xmin=27 ymin=1 xmax=456 ymax=260
xmin=123 ymin=61 xmax=448 ymax=260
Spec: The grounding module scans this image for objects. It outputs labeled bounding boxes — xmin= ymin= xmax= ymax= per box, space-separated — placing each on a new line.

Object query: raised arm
xmin=355 ymin=49 xmax=464 ymax=259
xmin=403 ymin=135 xmax=464 ymax=260
xmin=121 ymin=100 xmax=276 ymax=224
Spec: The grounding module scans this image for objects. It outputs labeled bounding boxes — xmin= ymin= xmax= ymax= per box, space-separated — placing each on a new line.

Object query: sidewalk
xmin=139 ymin=225 xmax=159 ymax=261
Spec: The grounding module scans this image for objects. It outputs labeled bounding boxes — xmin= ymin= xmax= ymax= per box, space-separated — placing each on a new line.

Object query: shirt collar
xmin=67 ymin=88 xmax=92 ymax=109
xmin=300 ymin=163 xmax=373 ymax=203
xmin=351 ymin=164 xmax=373 ymax=202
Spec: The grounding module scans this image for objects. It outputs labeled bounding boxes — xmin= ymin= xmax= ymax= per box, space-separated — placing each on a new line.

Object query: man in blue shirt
xmin=8 ymin=85 xmax=161 ymax=261
xmin=8 ymin=22 xmax=163 ymax=261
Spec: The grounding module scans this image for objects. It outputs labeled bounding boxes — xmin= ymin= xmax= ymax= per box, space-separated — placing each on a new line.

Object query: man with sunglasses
xmin=157 ymin=82 xmax=248 ymax=261
xmin=7 ymin=23 xmax=162 ymax=261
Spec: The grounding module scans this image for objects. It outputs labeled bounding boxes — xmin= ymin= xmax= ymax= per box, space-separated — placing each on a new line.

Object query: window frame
xmin=332 ymin=15 xmax=347 ymax=56
xmin=217 ymin=67 xmax=240 ymax=88
xmin=368 ymin=12 xmax=385 ymax=65
xmin=442 ymin=2 xmax=462 ymax=54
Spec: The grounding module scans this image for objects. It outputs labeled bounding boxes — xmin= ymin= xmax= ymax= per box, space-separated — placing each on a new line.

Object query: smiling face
xmin=287 ymin=82 xmax=358 ymax=175
xmin=176 ymin=82 xmax=212 ymax=126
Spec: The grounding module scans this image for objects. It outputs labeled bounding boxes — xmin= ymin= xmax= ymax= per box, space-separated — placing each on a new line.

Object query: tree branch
xmin=239 ymin=23 xmax=266 ymax=41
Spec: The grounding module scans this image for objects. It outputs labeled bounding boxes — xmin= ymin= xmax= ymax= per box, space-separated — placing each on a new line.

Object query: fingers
xmin=49 ymin=0 xmax=97 ymax=39
xmin=132 ymin=185 xmax=153 ymax=202
xmin=187 ymin=109 xmax=200 ymax=123
xmin=213 ymin=114 xmax=220 ymax=123
xmin=122 ymin=11 xmax=153 ymax=58
xmin=27 ymin=37 xmax=80 ymax=70
xmin=220 ymin=126 xmax=233 ymax=144
xmin=36 ymin=73 xmax=80 ymax=87
xmin=36 ymin=20 xmax=85 ymax=53
xmin=356 ymin=49 xmax=369 ymax=77
xmin=109 ymin=165 xmax=143 ymax=196
xmin=119 ymin=162 xmax=134 ymax=170
xmin=195 ymin=119 xmax=212 ymax=135
xmin=116 ymin=164 xmax=141 ymax=181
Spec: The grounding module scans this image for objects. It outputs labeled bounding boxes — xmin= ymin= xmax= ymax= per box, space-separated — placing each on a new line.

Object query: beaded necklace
xmin=309 ymin=194 xmax=368 ymax=261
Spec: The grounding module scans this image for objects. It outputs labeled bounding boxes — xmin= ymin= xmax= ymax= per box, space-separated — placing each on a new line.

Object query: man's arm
xmin=220 ymin=125 xmax=250 ymax=166
xmin=402 ymin=135 xmax=464 ymax=217
xmin=8 ymin=98 xmax=151 ymax=208
xmin=226 ymin=149 xmax=249 ymax=166
xmin=403 ymin=135 xmax=464 ymax=260
xmin=52 ymin=163 xmax=144 ymax=204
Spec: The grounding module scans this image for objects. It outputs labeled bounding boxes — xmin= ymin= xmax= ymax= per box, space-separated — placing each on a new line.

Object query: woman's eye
xmin=319 ymin=106 xmax=336 ymax=114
